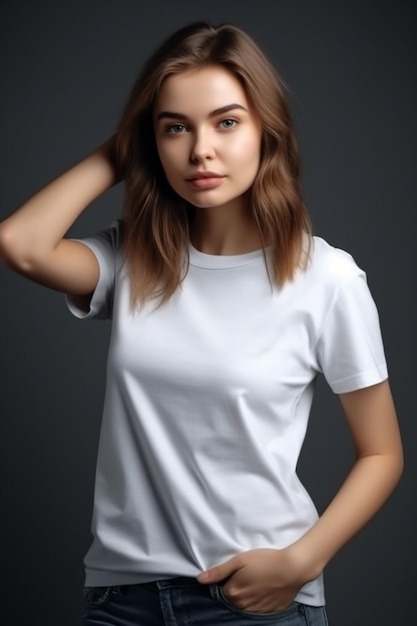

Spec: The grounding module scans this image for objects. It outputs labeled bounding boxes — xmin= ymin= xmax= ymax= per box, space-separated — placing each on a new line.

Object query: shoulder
xmin=82 ymin=219 xmax=124 ymax=263
xmin=94 ymin=218 xmax=124 ymax=249
xmin=304 ymin=235 xmax=365 ymax=286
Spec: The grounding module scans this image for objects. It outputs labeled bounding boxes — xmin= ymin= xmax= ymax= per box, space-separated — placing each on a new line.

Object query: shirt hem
xmin=84 ymin=569 xmax=325 ymax=606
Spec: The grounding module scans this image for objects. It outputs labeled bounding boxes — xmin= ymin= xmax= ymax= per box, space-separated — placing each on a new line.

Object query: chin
xmin=188 ymin=199 xmax=224 ymax=209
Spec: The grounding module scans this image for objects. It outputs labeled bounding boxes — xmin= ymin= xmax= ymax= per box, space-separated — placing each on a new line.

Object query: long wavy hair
xmin=115 ymin=21 xmax=311 ymax=306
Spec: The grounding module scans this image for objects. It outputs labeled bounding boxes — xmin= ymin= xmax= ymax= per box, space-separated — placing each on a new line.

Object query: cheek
xmin=157 ymin=141 xmax=186 ymax=175
xmin=156 ymin=146 xmax=187 ymax=192
xmin=230 ymin=130 xmax=261 ymax=164
xmin=238 ymin=147 xmax=261 ymax=180
xmin=156 ymin=148 xmax=175 ymax=181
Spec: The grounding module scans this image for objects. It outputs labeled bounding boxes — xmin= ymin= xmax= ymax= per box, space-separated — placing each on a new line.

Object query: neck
xmin=190 ymin=203 xmax=263 ymax=256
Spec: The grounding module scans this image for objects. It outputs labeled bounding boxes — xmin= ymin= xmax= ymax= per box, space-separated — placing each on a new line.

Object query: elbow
xmin=0 ymin=222 xmax=38 ymax=273
xmin=394 ymin=445 xmax=405 ymax=486
xmin=384 ymin=443 xmax=404 ymax=496
xmin=0 ymin=222 xmax=18 ymax=267
xmin=392 ymin=428 xmax=405 ymax=487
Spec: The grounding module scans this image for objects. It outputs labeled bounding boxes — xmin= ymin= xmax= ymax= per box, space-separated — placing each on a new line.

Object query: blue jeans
xmin=82 ymin=576 xmax=328 ymax=625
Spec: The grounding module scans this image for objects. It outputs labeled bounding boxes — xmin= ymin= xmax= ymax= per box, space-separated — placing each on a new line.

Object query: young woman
xmin=0 ymin=21 xmax=403 ymax=626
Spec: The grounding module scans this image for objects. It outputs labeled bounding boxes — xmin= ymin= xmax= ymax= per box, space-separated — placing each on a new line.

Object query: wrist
xmin=284 ymin=538 xmax=326 ymax=583
xmin=96 ymin=135 xmax=123 ymax=185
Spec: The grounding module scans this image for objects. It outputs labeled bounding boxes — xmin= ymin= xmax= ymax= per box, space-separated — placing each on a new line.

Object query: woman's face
xmin=153 ymin=65 xmax=262 ymax=214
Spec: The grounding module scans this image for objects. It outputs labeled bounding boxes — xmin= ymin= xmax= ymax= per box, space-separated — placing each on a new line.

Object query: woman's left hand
xmin=197 ymin=547 xmax=310 ymax=612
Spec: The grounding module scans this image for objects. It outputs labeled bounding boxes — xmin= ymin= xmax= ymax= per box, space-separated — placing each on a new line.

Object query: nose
xmin=189 ymin=129 xmax=215 ymax=163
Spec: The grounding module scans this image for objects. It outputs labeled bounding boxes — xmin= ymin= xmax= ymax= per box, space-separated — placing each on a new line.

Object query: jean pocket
xmin=210 ymin=583 xmax=301 ymax=622
xmin=82 ymin=585 xmax=122 ymax=612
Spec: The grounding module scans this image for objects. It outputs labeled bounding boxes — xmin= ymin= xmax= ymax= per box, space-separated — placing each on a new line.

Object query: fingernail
xmin=197 ymin=571 xmax=209 ymax=582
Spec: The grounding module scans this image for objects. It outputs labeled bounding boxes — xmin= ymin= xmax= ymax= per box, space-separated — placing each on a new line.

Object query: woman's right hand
xmin=0 ymin=136 xmax=120 ymax=295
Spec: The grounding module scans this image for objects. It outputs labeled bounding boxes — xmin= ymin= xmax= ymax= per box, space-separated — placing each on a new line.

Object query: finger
xmin=197 ymin=556 xmax=241 ymax=584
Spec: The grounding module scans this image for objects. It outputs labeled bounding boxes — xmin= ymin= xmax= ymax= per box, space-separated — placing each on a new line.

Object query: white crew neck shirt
xmin=67 ymin=221 xmax=388 ymax=606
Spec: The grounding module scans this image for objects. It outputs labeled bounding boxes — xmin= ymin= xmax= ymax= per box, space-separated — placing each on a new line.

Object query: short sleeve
xmin=65 ymin=220 xmax=122 ymax=320
xmin=316 ymin=271 xmax=388 ymax=394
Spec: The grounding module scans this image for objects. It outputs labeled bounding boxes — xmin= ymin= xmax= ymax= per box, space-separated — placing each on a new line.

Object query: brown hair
xmin=115 ymin=21 xmax=311 ymax=306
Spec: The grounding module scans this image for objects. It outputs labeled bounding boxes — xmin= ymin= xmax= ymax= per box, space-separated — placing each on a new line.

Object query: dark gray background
xmin=0 ymin=1 xmax=415 ymax=624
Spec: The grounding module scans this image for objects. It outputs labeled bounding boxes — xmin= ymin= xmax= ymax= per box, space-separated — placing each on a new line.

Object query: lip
xmin=186 ymin=171 xmax=225 ymax=190
xmin=186 ymin=171 xmax=224 ymax=181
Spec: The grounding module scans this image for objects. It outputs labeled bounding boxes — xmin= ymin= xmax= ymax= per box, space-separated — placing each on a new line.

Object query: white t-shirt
xmin=67 ymin=221 xmax=388 ymax=606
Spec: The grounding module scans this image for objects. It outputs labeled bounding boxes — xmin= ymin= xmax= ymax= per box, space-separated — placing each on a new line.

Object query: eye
xmin=219 ymin=118 xmax=238 ymax=130
xmin=166 ymin=123 xmax=187 ymax=134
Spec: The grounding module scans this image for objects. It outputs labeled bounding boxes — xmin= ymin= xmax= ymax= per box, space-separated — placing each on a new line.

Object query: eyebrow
xmin=156 ymin=103 xmax=248 ymax=122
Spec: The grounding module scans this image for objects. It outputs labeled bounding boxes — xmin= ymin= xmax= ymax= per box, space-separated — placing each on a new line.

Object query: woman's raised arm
xmin=0 ymin=136 xmax=119 ymax=295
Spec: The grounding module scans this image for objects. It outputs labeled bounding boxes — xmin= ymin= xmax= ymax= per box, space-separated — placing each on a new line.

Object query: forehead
xmin=154 ymin=65 xmax=250 ymax=115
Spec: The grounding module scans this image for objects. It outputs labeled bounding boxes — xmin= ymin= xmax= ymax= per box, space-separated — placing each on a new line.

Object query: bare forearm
xmin=0 ymin=138 xmax=118 ymax=268
xmin=291 ymin=451 xmax=403 ymax=579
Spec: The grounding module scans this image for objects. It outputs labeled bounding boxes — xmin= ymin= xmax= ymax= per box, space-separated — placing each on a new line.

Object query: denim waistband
xmin=156 ymin=576 xmax=203 ymax=589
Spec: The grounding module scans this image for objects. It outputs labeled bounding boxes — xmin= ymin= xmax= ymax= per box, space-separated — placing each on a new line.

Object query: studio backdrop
xmin=0 ymin=1 xmax=415 ymax=625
